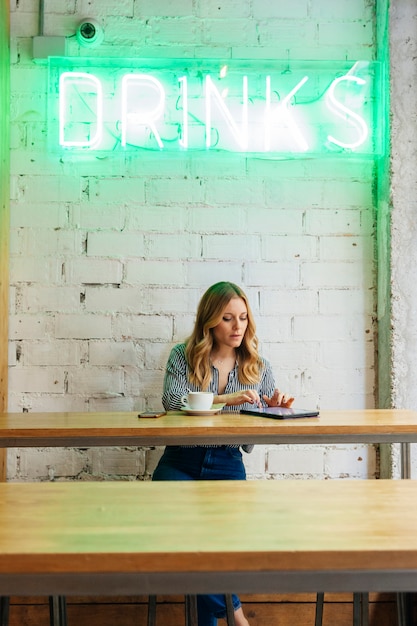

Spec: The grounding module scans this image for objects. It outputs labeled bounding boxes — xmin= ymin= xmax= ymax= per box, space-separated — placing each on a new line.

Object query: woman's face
xmin=212 ymin=297 xmax=248 ymax=350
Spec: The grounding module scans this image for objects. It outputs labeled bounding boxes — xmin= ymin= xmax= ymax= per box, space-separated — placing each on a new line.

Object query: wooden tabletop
xmin=1 ymin=409 xmax=417 ymax=447
xmin=1 ymin=479 xmax=417 ymax=595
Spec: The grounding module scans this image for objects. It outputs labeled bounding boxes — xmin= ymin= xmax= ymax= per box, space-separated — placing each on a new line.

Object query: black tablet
xmin=240 ymin=407 xmax=319 ymax=419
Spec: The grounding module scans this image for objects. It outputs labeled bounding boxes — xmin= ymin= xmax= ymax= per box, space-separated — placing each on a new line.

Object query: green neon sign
xmin=48 ymin=57 xmax=385 ymax=158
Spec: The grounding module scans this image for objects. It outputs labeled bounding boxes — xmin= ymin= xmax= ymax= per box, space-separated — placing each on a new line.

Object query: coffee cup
xmin=181 ymin=391 xmax=214 ymax=411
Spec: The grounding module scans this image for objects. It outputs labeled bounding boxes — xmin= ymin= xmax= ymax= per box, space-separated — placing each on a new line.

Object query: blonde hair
xmin=185 ymin=282 xmax=262 ymax=389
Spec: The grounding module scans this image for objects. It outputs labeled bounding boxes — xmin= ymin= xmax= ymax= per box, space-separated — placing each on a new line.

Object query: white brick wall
xmin=54 ymin=314 xmax=113 ymax=339
xmin=7 ymin=0 xmax=379 ymax=481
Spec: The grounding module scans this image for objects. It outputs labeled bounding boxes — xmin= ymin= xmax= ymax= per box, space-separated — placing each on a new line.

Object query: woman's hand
xmin=216 ymin=390 xmax=262 ymax=407
xmin=263 ymin=389 xmax=295 ymax=408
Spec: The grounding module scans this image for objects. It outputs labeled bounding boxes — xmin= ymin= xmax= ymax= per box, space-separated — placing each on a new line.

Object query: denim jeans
xmin=152 ymin=446 xmax=246 ymax=626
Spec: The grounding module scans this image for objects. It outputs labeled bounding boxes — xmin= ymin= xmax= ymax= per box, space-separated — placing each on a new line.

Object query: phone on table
xmin=138 ymin=411 xmax=166 ymax=418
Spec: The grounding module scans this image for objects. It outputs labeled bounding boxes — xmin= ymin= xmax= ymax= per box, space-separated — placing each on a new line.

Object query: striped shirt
xmin=162 ymin=343 xmax=277 ymax=453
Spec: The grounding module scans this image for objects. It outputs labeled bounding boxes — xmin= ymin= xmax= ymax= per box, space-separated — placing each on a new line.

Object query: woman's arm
xmin=161 ymin=344 xmax=191 ymax=410
xmin=215 ymin=390 xmax=263 ymax=407
xmin=213 ymin=358 xmax=277 ymax=408
xmin=217 ymin=358 xmax=294 ymax=409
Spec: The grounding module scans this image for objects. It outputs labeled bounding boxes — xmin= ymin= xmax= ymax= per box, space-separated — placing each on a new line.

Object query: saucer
xmin=180 ymin=403 xmax=226 ymax=416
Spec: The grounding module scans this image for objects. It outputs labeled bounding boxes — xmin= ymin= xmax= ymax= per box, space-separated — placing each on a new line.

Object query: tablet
xmin=240 ymin=407 xmax=319 ymax=419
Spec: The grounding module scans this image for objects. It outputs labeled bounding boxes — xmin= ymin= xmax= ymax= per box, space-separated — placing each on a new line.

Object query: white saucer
xmin=180 ymin=403 xmax=226 ymax=416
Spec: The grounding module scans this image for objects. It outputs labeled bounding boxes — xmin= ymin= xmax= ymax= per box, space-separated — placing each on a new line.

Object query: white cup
xmin=181 ymin=391 xmax=214 ymax=410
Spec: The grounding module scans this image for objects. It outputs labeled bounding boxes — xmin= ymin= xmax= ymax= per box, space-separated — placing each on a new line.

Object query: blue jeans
xmin=152 ymin=446 xmax=246 ymax=626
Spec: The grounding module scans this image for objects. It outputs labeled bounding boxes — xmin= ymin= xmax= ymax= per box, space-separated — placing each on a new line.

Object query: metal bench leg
xmin=397 ymin=593 xmax=413 ymax=626
xmin=397 ymin=592 xmax=414 ymax=626
xmin=404 ymin=593 xmax=413 ymax=626
xmin=353 ymin=593 xmax=361 ymax=626
xmin=59 ymin=597 xmax=67 ymax=626
xmin=185 ymin=595 xmax=198 ymax=626
xmin=360 ymin=593 xmax=368 ymax=626
xmin=397 ymin=593 xmax=405 ymax=626
xmin=49 ymin=596 xmax=67 ymax=626
xmin=147 ymin=595 xmax=157 ymax=626
xmin=0 ymin=597 xmax=10 ymax=626
xmin=315 ymin=592 xmax=324 ymax=626
xmin=353 ymin=593 xmax=369 ymax=626
xmin=225 ymin=595 xmax=236 ymax=626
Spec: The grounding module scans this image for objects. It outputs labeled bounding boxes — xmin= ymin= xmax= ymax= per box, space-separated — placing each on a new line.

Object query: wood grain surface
xmin=1 ymin=409 xmax=417 ymax=447
xmin=0 ymin=478 xmax=416 ymax=574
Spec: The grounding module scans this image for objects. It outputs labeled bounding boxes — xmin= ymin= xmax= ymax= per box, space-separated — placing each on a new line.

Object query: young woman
xmin=152 ymin=281 xmax=294 ymax=626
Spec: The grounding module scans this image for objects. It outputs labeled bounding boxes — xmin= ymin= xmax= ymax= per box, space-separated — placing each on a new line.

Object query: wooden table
xmin=1 ymin=479 xmax=417 ymax=597
xmin=1 ymin=408 xmax=417 ymax=447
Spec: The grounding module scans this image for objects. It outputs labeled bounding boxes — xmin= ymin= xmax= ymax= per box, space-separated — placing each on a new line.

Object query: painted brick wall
xmin=7 ymin=0 xmax=378 ymax=481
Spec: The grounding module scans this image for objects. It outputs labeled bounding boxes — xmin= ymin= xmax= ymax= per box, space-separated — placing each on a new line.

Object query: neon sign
xmin=48 ymin=58 xmax=384 ymax=158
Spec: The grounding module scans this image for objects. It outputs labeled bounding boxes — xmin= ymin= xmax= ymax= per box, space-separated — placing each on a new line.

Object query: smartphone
xmin=138 ymin=411 xmax=166 ymax=418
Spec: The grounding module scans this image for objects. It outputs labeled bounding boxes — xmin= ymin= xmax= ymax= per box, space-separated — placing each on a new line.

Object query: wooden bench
xmin=1 ymin=478 xmax=417 ymax=626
